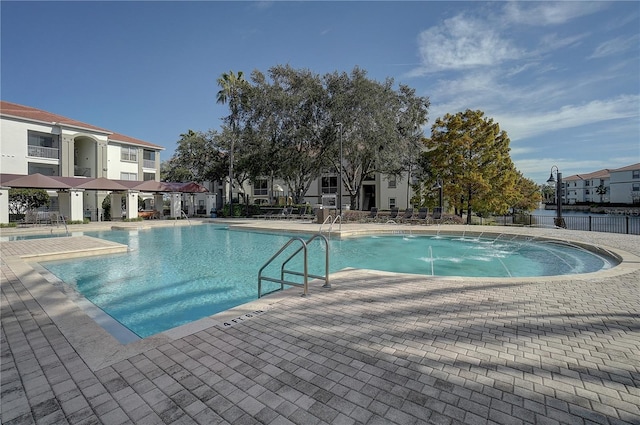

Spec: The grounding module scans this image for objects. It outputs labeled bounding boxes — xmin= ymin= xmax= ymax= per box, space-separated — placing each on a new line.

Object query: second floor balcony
xmin=28 ymin=145 xmax=59 ymax=159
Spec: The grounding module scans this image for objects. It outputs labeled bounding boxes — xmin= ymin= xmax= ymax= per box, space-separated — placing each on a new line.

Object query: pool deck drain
xmin=1 ymin=220 xmax=639 ymax=424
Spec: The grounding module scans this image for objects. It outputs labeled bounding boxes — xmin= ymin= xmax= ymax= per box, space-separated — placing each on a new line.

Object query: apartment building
xmin=0 ymin=101 xmax=164 ymax=222
xmin=245 ymin=171 xmax=415 ymax=213
xmin=561 ymin=163 xmax=640 ymax=205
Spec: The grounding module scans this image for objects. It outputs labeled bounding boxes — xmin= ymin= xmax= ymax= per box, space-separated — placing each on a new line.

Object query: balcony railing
xmin=143 ymin=159 xmax=156 ymax=169
xmin=493 ymin=213 xmax=640 ymax=235
xmin=74 ymin=167 xmax=91 ymax=177
xmin=28 ymin=145 xmax=59 ymax=159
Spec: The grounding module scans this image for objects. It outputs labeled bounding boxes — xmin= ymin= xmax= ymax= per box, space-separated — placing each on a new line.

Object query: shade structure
xmin=177 ymin=182 xmax=209 ymax=193
xmin=131 ymin=180 xmax=171 ymax=192
xmin=1 ymin=173 xmax=71 ymax=190
xmin=75 ymin=177 xmax=129 ymax=191
xmin=163 ymin=182 xmax=209 ymax=193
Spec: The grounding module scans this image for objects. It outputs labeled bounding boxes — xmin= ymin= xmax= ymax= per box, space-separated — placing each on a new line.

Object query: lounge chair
xmin=432 ymin=207 xmax=442 ymax=222
xmin=400 ymin=208 xmax=414 ymax=223
xmin=389 ymin=207 xmax=399 ymax=220
xmin=254 ymin=209 xmax=272 ymax=219
xmin=410 ymin=207 xmax=429 ymax=224
xmin=367 ymin=207 xmax=378 ymax=222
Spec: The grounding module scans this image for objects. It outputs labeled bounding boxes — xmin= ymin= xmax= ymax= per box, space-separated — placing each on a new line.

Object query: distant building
xmin=561 ymin=163 xmax=640 ymax=205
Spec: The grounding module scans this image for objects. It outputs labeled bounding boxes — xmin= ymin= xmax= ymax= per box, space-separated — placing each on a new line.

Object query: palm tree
xmin=216 ymin=70 xmax=247 ymax=216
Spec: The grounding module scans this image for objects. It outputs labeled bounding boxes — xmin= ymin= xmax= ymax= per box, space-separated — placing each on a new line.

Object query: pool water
xmin=41 ymin=225 xmax=614 ymax=339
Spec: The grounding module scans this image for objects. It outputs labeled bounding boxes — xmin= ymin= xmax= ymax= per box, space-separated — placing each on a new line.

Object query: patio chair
xmin=400 ymin=208 xmax=414 ymax=223
xmin=432 ymin=207 xmax=442 ymax=222
xmin=389 ymin=207 xmax=399 ymax=220
xmin=367 ymin=207 xmax=378 ymax=222
xmin=410 ymin=207 xmax=429 ymax=224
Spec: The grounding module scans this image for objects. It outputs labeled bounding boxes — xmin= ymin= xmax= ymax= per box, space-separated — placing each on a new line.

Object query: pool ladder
xmin=258 ymin=233 xmax=330 ymax=298
xmin=318 ymin=214 xmax=342 ymax=233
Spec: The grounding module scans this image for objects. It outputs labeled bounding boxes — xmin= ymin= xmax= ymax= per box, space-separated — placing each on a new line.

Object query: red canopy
xmin=1 ymin=173 xmax=71 ymax=190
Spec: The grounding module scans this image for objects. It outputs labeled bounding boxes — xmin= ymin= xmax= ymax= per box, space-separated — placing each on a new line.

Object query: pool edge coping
xmin=3 ymin=222 xmax=639 ymax=372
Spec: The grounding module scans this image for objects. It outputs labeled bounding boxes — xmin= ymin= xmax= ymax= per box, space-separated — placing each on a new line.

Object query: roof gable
xmin=1 ymin=100 xmax=163 ymax=150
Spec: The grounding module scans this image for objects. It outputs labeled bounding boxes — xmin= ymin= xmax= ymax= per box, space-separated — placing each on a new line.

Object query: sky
xmin=1 ymin=1 xmax=639 ymax=184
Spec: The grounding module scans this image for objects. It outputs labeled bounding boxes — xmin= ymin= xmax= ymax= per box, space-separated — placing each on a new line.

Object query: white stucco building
xmin=0 ymin=101 xmax=167 ymax=223
xmin=560 ymin=163 xmax=639 ymax=205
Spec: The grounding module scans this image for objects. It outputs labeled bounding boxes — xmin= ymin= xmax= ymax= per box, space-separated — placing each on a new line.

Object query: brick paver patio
xmin=1 ymin=221 xmax=639 ymax=424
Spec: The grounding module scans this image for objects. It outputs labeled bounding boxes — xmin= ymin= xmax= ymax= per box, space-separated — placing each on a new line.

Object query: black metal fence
xmin=492 ymin=214 xmax=640 ymax=235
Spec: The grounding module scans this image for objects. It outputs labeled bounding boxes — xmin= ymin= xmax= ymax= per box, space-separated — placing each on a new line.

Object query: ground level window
xmin=321 ymin=176 xmax=337 ymax=194
xmin=253 ymin=179 xmax=268 ymax=196
xmin=389 ymin=198 xmax=396 ymax=208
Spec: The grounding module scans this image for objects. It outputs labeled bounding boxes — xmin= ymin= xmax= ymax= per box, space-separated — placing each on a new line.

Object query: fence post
xmin=626 ymin=216 xmax=629 ymax=234
xmin=588 ymin=216 xmax=592 ymax=232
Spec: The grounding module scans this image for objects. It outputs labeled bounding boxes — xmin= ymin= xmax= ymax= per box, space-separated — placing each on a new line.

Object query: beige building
xmin=0 ymin=101 xmax=165 ymax=223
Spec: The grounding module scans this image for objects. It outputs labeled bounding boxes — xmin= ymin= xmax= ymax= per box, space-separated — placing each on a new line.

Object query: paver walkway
xmin=1 ymin=221 xmax=639 ymax=424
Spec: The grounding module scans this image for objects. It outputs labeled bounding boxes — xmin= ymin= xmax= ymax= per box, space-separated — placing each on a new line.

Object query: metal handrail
xmin=258 ymin=237 xmax=308 ymax=298
xmin=319 ymin=214 xmax=333 ymax=233
xmin=258 ymin=233 xmax=331 ymax=298
xmin=329 ymin=214 xmax=342 ymax=232
xmin=58 ymin=213 xmax=69 ymax=236
xmin=281 ymin=233 xmax=330 ymax=290
xmin=180 ymin=210 xmax=192 ymax=225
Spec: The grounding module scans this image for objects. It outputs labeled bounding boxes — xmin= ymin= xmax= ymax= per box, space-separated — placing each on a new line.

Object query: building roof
xmin=611 ymin=163 xmax=640 ymax=172
xmin=564 ymin=168 xmax=611 ymax=181
xmin=0 ymin=101 xmax=163 ymax=150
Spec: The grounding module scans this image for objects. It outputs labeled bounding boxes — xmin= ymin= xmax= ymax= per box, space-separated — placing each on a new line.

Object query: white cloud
xmin=494 ymin=95 xmax=640 ymax=141
xmin=412 ymin=15 xmax=521 ymax=74
xmin=589 ymin=35 xmax=640 ymax=59
xmin=515 ymin=157 xmax=634 ymax=184
xmin=502 ymin=2 xmax=608 ymax=26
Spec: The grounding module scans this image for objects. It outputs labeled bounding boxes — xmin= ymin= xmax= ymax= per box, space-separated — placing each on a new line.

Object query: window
xmin=121 ymin=146 xmax=138 ymax=162
xmin=120 ymin=172 xmax=138 ymax=181
xmin=585 ymin=181 xmax=590 ymax=187
xmin=633 ymin=184 xmax=640 ymax=192
xmin=143 ymin=150 xmax=155 ymax=168
xmin=633 ymin=170 xmax=640 ymax=179
xmin=27 ymin=131 xmax=59 ymax=159
xmin=143 ymin=172 xmax=156 ymax=181
xmin=585 ymin=190 xmax=590 ymax=195
xmin=387 ymin=176 xmax=396 ymax=188
xmin=253 ymin=179 xmax=268 ymax=196
xmin=321 ymin=176 xmax=337 ymax=194
xmin=389 ymin=198 xmax=396 ymax=208
xmin=28 ymin=163 xmax=59 ymax=176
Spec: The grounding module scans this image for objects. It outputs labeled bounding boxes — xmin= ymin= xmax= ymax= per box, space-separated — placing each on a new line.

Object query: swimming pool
xmin=41 ymin=225 xmax=615 ymax=340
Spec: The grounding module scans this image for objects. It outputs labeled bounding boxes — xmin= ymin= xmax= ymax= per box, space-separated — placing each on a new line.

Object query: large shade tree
xmin=424 ymin=109 xmax=518 ymax=224
xmin=247 ymin=65 xmax=333 ymax=204
xmin=161 ymin=130 xmax=226 ymax=183
xmin=325 ymin=67 xmax=430 ymax=209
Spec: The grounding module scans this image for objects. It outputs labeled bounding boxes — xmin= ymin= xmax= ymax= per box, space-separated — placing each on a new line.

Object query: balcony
xmin=143 ymin=159 xmax=156 ymax=169
xmin=74 ymin=166 xmax=91 ymax=177
xmin=28 ymin=145 xmax=59 ymax=159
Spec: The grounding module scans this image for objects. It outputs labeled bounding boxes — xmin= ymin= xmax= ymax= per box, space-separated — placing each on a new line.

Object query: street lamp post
xmin=546 ymin=165 xmax=565 ymax=228
xmin=337 ymin=122 xmax=343 ymax=218
xmin=431 ymin=179 xmax=443 ymax=220
xmin=229 ymin=137 xmax=234 ymax=218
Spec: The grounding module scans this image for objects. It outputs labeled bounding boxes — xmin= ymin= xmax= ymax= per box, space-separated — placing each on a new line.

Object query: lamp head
xmin=546 ymin=172 xmax=555 ymax=184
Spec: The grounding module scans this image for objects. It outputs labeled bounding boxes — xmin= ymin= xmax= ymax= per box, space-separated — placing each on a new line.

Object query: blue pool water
xmin=41 ymin=225 xmax=614 ymax=339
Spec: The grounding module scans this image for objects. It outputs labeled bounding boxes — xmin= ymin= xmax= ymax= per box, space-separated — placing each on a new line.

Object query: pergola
xmin=0 ymin=174 xmax=211 ymax=223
